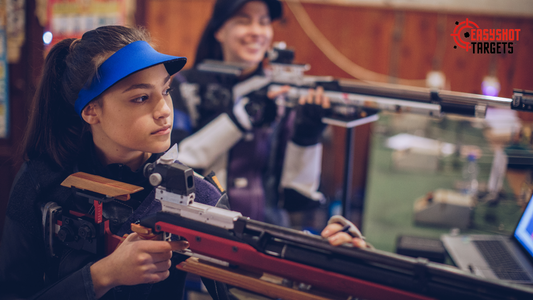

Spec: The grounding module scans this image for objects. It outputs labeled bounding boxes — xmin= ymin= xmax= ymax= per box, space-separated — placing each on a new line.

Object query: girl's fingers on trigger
xmin=169 ymin=240 xmax=190 ymax=251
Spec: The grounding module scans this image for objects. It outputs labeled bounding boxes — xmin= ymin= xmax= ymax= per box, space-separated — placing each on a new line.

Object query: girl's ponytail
xmin=22 ymin=38 xmax=85 ymax=169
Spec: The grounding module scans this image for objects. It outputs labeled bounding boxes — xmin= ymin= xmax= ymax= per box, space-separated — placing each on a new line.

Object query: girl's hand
xmin=292 ymin=86 xmax=331 ymax=146
xmin=298 ymin=86 xmax=331 ymax=109
xmin=321 ymin=223 xmax=367 ymax=248
xmin=267 ymin=85 xmax=291 ymax=99
xmin=90 ymin=232 xmax=189 ymax=298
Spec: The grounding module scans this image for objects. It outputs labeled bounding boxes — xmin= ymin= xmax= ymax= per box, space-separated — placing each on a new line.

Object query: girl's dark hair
xmin=194 ymin=20 xmax=224 ymax=67
xmin=21 ymin=26 xmax=151 ymax=169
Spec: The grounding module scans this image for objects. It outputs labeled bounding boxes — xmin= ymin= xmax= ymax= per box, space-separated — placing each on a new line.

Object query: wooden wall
xmin=144 ymin=0 xmax=533 ymax=207
xmin=145 ymin=0 xmax=533 ymax=96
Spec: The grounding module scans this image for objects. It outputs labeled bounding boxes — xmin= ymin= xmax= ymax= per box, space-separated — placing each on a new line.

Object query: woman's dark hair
xmin=21 ymin=25 xmax=151 ymax=169
xmin=194 ymin=22 xmax=224 ymax=66
xmin=194 ymin=0 xmax=282 ymax=66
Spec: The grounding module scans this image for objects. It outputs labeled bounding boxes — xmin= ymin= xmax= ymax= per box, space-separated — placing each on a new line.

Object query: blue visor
xmin=75 ymin=41 xmax=187 ymax=116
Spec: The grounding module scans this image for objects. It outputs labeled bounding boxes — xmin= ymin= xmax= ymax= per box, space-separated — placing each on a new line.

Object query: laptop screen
xmin=514 ymin=194 xmax=533 ymax=257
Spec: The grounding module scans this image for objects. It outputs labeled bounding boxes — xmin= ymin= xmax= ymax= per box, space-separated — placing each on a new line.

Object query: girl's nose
xmin=154 ymin=97 xmax=172 ymax=119
xmin=249 ymin=21 xmax=265 ymax=35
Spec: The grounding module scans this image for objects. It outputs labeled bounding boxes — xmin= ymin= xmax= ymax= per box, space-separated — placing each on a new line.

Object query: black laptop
xmin=442 ymin=194 xmax=533 ymax=284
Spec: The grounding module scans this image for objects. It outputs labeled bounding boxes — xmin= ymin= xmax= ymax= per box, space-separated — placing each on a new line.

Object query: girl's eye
xmin=132 ymin=95 xmax=149 ymax=103
xmin=234 ymin=17 xmax=251 ymax=25
xmin=260 ymin=17 xmax=271 ymax=26
xmin=164 ymin=87 xmax=174 ymax=96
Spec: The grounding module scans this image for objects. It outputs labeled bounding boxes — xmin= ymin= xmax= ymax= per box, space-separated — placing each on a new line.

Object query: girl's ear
xmin=81 ymin=103 xmax=100 ymax=124
xmin=214 ymin=27 xmax=225 ymax=44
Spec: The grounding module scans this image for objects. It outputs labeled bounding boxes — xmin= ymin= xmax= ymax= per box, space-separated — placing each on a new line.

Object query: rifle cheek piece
xmin=144 ymin=161 xmax=197 ymax=213
xmin=144 ymin=162 xmax=195 ymax=196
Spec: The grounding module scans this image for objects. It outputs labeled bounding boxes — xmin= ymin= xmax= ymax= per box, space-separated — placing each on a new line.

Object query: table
xmin=362 ymin=113 xmax=526 ymax=252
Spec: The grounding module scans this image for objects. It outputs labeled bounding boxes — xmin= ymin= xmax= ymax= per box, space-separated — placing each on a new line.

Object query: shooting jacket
xmin=0 ymin=134 xmax=232 ymax=300
xmin=170 ymin=65 xmax=325 ymax=223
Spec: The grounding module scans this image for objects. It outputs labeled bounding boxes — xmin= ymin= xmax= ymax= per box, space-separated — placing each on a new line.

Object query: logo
xmin=451 ymin=18 xmax=520 ymax=54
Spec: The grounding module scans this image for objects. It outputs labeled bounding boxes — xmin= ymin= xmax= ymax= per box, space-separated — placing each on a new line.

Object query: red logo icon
xmin=451 ymin=18 xmax=479 ymax=52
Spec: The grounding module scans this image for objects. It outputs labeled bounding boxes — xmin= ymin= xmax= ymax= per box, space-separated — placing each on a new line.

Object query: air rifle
xmin=134 ymin=150 xmax=533 ymax=300
xmin=196 ymin=47 xmax=531 ymax=127
xmin=45 ymin=147 xmax=533 ymax=299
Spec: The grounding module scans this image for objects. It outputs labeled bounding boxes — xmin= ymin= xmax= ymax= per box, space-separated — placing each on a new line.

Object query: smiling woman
xmin=214 ymin=0 xmax=274 ymax=76
xmin=169 ymin=0 xmax=332 ymax=225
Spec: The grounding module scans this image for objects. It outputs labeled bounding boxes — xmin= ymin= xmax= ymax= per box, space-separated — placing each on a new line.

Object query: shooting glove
xmin=231 ymin=90 xmax=277 ymax=132
xmin=292 ymin=103 xmax=330 ymax=146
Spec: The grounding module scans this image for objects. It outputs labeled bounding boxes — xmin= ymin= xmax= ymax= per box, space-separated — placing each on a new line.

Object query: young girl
xmin=0 ymin=25 xmax=232 ymax=300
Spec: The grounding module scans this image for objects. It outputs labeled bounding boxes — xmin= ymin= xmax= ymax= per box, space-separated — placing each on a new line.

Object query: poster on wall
xmin=44 ymin=0 xmax=132 ymax=48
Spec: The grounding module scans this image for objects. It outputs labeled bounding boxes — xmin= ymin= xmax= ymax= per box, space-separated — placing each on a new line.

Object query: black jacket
xmin=0 ymin=136 xmax=232 ymax=300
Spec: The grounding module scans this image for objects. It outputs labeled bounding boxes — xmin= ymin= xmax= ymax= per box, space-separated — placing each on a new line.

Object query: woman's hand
xmin=267 ymin=84 xmax=291 ymax=99
xmin=291 ymin=86 xmax=331 ymax=146
xmin=321 ymin=223 xmax=367 ymax=248
xmin=90 ymin=233 xmax=189 ymax=298
xmin=267 ymin=85 xmax=331 ymax=109
xmin=321 ymin=216 xmax=368 ymax=249
xmin=298 ymin=86 xmax=331 ymax=109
